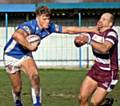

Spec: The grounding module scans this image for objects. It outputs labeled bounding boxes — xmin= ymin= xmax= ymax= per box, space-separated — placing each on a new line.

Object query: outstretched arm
xmin=61 ymin=26 xmax=98 ymax=34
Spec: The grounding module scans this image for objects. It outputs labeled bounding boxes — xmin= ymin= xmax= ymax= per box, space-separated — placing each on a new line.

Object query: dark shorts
xmin=87 ymin=65 xmax=118 ymax=92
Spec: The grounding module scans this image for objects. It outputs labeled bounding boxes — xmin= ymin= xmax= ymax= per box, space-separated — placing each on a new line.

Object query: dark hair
xmin=35 ymin=6 xmax=51 ymax=16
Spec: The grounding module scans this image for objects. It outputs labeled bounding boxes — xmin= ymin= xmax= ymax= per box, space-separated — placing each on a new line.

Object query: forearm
xmin=90 ymin=41 xmax=110 ymax=54
xmin=62 ymin=26 xmax=97 ymax=34
xmin=13 ymin=32 xmax=31 ymax=50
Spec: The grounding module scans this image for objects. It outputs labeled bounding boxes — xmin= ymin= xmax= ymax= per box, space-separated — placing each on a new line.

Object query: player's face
xmin=97 ymin=13 xmax=112 ymax=29
xmin=38 ymin=14 xmax=50 ymax=29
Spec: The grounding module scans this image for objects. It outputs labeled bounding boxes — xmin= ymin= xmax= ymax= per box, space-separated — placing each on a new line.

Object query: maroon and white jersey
xmin=89 ymin=29 xmax=119 ymax=79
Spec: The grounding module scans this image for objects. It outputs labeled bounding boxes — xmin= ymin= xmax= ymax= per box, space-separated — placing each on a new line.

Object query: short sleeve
xmin=105 ymin=31 xmax=118 ymax=45
xmin=17 ymin=22 xmax=34 ymax=34
xmin=48 ymin=23 xmax=62 ymax=33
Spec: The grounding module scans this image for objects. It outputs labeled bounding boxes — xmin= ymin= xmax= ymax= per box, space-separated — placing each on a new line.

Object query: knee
xmin=32 ymin=74 xmax=40 ymax=84
xmin=78 ymin=94 xmax=88 ymax=104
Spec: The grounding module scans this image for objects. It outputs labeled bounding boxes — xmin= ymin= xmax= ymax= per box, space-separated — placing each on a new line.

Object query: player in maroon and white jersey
xmin=74 ymin=13 xmax=119 ymax=106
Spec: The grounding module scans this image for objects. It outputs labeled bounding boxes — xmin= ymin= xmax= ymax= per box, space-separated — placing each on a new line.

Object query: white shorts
xmin=3 ymin=54 xmax=33 ymax=74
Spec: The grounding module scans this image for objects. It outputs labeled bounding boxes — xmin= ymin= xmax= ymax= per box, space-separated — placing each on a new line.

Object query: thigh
xmin=91 ymin=87 xmax=108 ymax=104
xmin=80 ymin=76 xmax=97 ymax=97
xmin=8 ymin=71 xmax=22 ymax=87
xmin=4 ymin=55 xmax=20 ymax=74
xmin=21 ymin=58 xmax=38 ymax=80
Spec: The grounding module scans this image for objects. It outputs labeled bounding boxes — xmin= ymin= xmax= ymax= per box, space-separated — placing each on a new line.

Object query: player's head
xmin=35 ymin=6 xmax=51 ymax=29
xmin=97 ymin=13 xmax=114 ymax=31
xmin=35 ymin=6 xmax=51 ymax=16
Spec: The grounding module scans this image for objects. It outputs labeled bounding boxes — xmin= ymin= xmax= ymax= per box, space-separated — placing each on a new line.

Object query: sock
xmin=31 ymin=88 xmax=42 ymax=104
xmin=12 ymin=90 xmax=21 ymax=102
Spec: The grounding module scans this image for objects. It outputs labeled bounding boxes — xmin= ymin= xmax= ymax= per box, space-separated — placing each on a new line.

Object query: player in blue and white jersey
xmin=3 ymin=6 xmax=98 ymax=106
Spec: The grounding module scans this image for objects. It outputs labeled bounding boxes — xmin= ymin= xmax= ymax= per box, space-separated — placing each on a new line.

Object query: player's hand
xmin=91 ymin=27 xmax=100 ymax=34
xmin=96 ymin=21 xmax=103 ymax=32
xmin=28 ymin=44 xmax=38 ymax=51
xmin=74 ymin=34 xmax=88 ymax=47
xmin=97 ymin=21 xmax=103 ymax=28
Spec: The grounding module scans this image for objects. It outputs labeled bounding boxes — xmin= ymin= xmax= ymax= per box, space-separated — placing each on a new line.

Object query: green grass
xmin=0 ymin=68 xmax=120 ymax=106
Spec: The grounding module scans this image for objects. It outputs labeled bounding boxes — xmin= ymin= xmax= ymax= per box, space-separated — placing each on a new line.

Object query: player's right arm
xmin=61 ymin=26 xmax=99 ymax=34
xmin=50 ymin=23 xmax=99 ymax=34
xmin=13 ymin=29 xmax=37 ymax=51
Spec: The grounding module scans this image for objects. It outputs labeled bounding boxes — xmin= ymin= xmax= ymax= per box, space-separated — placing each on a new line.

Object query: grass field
xmin=0 ymin=68 xmax=120 ymax=106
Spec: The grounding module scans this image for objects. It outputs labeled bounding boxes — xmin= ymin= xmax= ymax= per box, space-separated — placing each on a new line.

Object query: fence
xmin=0 ymin=12 xmax=120 ymax=68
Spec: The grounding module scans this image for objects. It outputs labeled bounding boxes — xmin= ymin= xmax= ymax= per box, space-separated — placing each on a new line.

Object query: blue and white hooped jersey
xmin=4 ymin=19 xmax=62 ymax=59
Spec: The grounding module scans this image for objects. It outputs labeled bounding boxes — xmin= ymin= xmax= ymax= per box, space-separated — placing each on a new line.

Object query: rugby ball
xmin=26 ymin=34 xmax=41 ymax=47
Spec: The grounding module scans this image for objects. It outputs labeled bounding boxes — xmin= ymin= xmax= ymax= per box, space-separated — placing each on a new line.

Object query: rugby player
xmin=3 ymin=6 xmax=98 ymax=106
xmin=75 ymin=13 xmax=119 ymax=106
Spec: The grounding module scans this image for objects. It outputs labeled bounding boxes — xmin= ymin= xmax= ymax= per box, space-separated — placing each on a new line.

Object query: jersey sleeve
xmin=105 ymin=31 xmax=118 ymax=45
xmin=16 ymin=21 xmax=34 ymax=34
xmin=48 ymin=23 xmax=62 ymax=33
